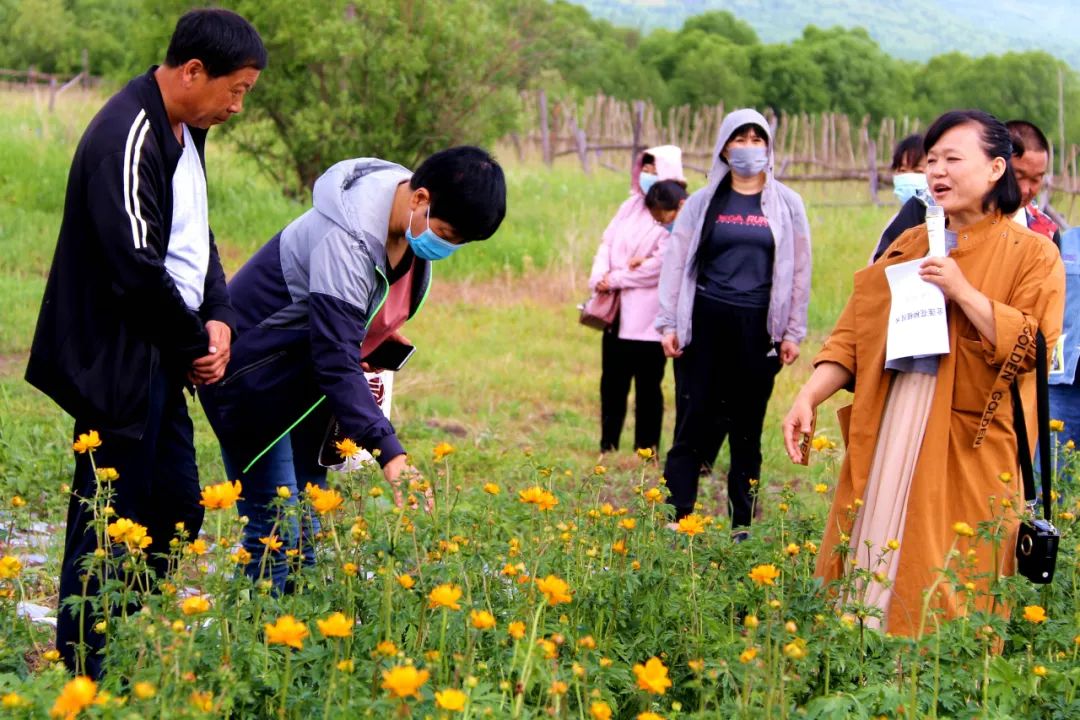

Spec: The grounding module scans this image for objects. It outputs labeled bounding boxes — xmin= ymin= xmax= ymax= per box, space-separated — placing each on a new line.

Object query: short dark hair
xmin=641 ymin=152 xmax=656 ymax=166
xmin=165 ymin=9 xmax=267 ymax=78
xmin=645 ymin=180 xmax=688 ymax=212
xmin=923 ymin=110 xmax=1021 ymax=215
xmin=729 ymin=123 xmax=769 ymax=146
xmin=411 ymin=146 xmax=506 ymax=242
xmin=891 ymin=134 xmax=925 ymax=172
xmin=1006 ymin=119 xmax=1051 ymax=158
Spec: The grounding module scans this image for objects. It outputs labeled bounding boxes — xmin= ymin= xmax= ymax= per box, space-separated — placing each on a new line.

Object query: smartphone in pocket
xmin=363 ymin=340 xmax=416 ymax=372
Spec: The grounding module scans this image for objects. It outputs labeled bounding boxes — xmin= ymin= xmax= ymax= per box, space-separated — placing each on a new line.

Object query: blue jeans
xmin=1045 ymin=383 xmax=1080 ymax=495
xmin=221 ymin=418 xmax=327 ymax=593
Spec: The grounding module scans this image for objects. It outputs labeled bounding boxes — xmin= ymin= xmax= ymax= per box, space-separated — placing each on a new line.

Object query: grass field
xmin=0 ymin=88 xmax=1077 ymax=718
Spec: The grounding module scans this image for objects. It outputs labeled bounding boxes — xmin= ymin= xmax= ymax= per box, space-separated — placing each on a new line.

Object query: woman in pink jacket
xmin=589 ymin=146 xmax=687 ymax=455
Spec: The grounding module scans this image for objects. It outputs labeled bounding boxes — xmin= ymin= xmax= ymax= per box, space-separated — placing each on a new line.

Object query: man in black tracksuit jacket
xmin=25 ymin=10 xmax=266 ymax=677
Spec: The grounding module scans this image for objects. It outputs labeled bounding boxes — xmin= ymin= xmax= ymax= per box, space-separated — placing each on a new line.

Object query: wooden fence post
xmin=538 ymin=89 xmax=552 ymax=167
xmin=867 ymin=138 xmax=879 ymax=205
xmin=631 ymin=100 xmax=644 ymax=171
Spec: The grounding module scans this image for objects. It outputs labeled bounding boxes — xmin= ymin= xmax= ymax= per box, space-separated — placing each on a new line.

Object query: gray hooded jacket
xmin=656 ymin=108 xmax=811 ymax=349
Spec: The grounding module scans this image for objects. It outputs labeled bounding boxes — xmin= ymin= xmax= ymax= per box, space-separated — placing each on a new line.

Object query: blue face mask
xmin=406 ymin=206 xmax=459 ymax=261
xmin=639 ymin=171 xmax=658 ymax=195
xmin=892 ymin=172 xmax=929 ymax=205
xmin=727 ymin=146 xmax=769 ymax=177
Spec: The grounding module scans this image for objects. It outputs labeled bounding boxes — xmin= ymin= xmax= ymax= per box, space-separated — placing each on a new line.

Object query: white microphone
xmin=926 ymin=204 xmax=946 ymax=257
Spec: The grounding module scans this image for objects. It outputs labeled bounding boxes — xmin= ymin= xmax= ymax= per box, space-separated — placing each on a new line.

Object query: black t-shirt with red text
xmin=696 ymin=189 xmax=774 ymax=308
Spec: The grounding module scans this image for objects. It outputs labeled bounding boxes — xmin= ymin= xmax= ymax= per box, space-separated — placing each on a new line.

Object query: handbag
xmin=578 ymin=290 xmax=620 ymax=331
xmin=1010 ymin=330 xmax=1060 ymax=584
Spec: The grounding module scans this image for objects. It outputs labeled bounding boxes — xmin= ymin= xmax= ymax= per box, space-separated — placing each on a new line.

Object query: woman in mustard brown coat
xmin=782 ymin=110 xmax=1064 ymax=637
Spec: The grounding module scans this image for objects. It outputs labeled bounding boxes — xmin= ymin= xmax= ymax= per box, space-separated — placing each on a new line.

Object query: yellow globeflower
xmin=381 ymin=664 xmax=429 ymax=699
xmin=1033 ymin=665 xmax=1048 ymax=677
xmin=435 ymin=688 xmax=467 ymax=711
xmin=94 ymin=468 xmax=119 ymax=482
xmin=470 ymin=610 xmax=496 ymax=630
xmin=518 ymin=486 xmax=558 ymax=511
xmin=783 ymin=639 xmax=808 ymax=660
xmin=952 ymin=521 xmax=976 ymax=537
xmin=180 ymin=596 xmax=211 ymax=616
xmin=317 ymin=612 xmax=353 ymax=638
xmin=813 ymin=483 xmax=828 ymax=494
xmin=590 ymin=700 xmax=613 ymax=720
xmin=1023 ymin=605 xmax=1048 ymax=624
xmin=428 ymin=583 xmax=463 ymax=610
xmin=335 ymin=437 xmax=360 ymax=459
xmin=1049 ymin=419 xmax=1065 ymax=433
xmin=397 ymin=574 xmax=415 ymax=589
xmin=106 ymin=518 xmax=152 ymax=552
xmin=483 ymin=483 xmax=500 ymax=495
xmin=306 ymin=483 xmax=345 ymax=514
xmin=0 ymin=555 xmax=23 ymax=579
xmin=636 ymin=447 xmax=655 ymax=460
xmin=132 ymin=682 xmax=156 ymax=700
xmin=2 ymin=692 xmax=26 ymax=708
xmin=638 ymin=713 xmax=665 ymax=720
xmin=749 ymin=564 xmax=781 ymax=586
xmin=265 ymin=615 xmax=309 ymax=650
xmin=632 ymin=656 xmax=672 ymax=695
xmin=186 ymin=538 xmax=209 ymax=556
xmin=643 ymin=487 xmax=664 ymax=503
xmin=49 ymin=676 xmax=97 ymax=719
xmin=508 ymin=621 xmax=526 ymax=640
xmin=199 ymin=480 xmax=242 ymax=510
xmin=535 ymin=575 xmax=573 ymax=605
xmin=375 ymin=640 xmax=398 ymax=656
xmin=72 ymin=430 xmax=102 ymax=454
xmin=676 ymin=514 xmax=706 ymax=536
xmin=433 ymin=442 xmax=455 ymax=461
xmin=619 ymin=518 xmax=637 ymax=531
xmin=190 ymin=691 xmax=213 ymax=712
xmin=739 ymin=647 xmax=758 ymax=664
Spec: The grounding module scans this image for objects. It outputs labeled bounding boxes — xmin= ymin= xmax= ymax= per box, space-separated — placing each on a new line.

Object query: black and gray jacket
xmin=26 ymin=67 xmax=234 ymax=437
xmin=198 ymin=159 xmax=431 ymax=472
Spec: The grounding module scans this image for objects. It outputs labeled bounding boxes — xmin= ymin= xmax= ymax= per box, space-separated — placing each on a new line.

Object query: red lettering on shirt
xmin=715 ymin=213 xmax=769 ymax=227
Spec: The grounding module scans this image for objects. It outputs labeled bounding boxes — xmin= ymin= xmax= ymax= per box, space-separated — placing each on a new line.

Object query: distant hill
xmin=570 ymin=0 xmax=1080 ymax=67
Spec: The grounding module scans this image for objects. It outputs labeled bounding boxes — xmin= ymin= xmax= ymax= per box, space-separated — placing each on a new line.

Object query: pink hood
xmin=630 ymin=144 xmax=687 ymax=194
xmin=590 ymin=145 xmax=687 ymax=342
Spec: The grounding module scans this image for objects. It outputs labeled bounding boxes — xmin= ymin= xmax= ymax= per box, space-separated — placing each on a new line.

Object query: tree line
xmin=3 ymin=0 xmax=1077 ymax=194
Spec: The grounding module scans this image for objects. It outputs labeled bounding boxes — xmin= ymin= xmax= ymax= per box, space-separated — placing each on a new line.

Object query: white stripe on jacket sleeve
xmin=121 ymin=109 xmax=148 ymax=249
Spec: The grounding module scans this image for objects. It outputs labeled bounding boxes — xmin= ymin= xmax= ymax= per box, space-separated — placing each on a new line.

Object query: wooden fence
xmin=0 ymin=54 xmax=100 ymax=111
xmin=506 ymin=90 xmax=1080 ymax=223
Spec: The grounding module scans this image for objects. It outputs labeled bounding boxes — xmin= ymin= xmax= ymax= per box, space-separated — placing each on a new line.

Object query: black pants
xmin=57 ymin=369 xmax=203 ymax=678
xmin=600 ymin=330 xmax=666 ymax=452
xmin=664 ymin=297 xmax=780 ymax=528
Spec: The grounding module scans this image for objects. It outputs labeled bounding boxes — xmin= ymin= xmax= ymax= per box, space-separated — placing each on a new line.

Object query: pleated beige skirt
xmin=847 ymin=370 xmax=937 ymax=631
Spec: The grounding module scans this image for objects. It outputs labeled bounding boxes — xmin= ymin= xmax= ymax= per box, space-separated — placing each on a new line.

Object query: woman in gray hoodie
xmin=656 ymin=109 xmax=811 ymax=537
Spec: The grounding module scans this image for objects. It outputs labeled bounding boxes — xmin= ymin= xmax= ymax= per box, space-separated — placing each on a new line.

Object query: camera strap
xmin=1009 ymin=330 xmax=1052 ymax=522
